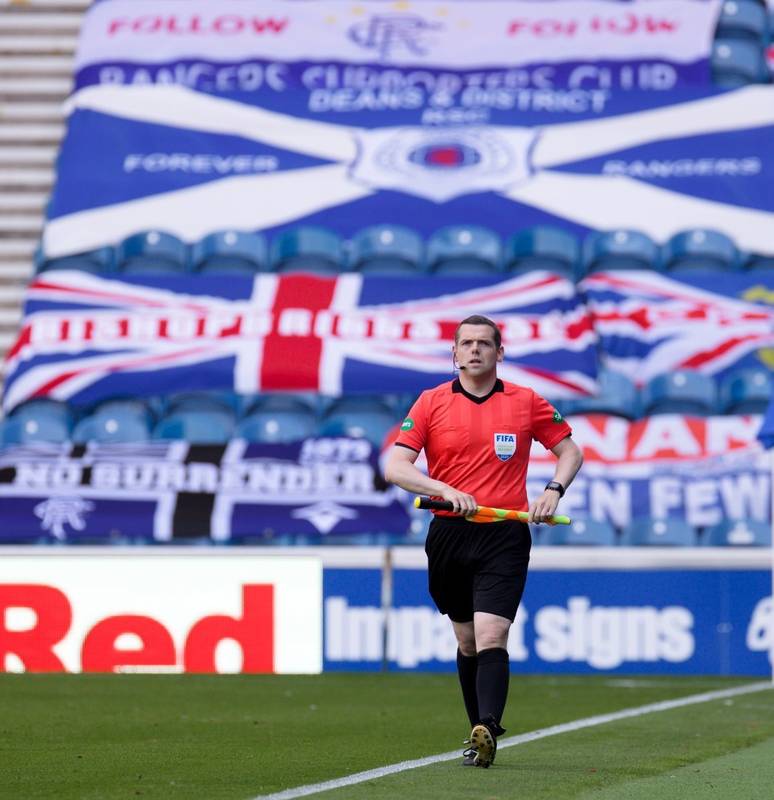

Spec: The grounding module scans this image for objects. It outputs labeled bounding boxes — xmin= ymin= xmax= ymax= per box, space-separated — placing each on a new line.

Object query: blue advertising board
xmin=323 ymin=565 xmax=773 ymax=675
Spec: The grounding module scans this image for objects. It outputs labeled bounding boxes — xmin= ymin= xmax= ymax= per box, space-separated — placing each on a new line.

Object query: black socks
xmin=475 ymin=647 xmax=509 ymax=731
xmin=456 ymin=649 xmax=480 ymax=726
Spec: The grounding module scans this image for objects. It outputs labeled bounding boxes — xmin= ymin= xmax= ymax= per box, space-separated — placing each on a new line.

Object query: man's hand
xmin=439 ymin=486 xmax=477 ymax=516
xmin=529 ymin=490 xmax=560 ymax=525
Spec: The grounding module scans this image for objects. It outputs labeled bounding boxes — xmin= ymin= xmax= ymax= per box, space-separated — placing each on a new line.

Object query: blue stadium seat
xmin=427 ymin=225 xmax=502 ymax=274
xmin=621 ymin=517 xmax=697 ymax=546
xmin=271 ymin=226 xmax=343 ymax=274
xmin=118 ymin=230 xmax=188 ymax=275
xmin=719 ymin=368 xmax=772 ymax=414
xmin=711 ymin=39 xmax=768 ymax=86
xmin=319 ymin=396 xmax=396 ymax=447
xmin=743 ymin=252 xmax=774 ymax=272
xmin=716 ymin=1 xmax=768 ymax=43
xmin=72 ymin=402 xmax=152 ymax=443
xmin=662 ymin=229 xmax=741 ymax=272
xmin=583 ymin=229 xmax=659 ymax=273
xmin=237 ymin=408 xmax=317 ymax=443
xmin=165 ymin=391 xmax=241 ymax=417
xmin=2 ymin=399 xmax=73 ymax=444
xmin=641 ymin=370 xmax=717 ymax=416
xmin=35 ymin=245 xmax=114 ymax=274
xmin=242 ymin=393 xmax=320 ymax=417
xmin=349 ymin=224 xmax=424 ymax=274
xmin=154 ymin=409 xmax=236 ymax=443
xmin=544 ymin=519 xmax=618 ymax=546
xmin=505 ymin=226 xmax=579 ymax=279
xmin=563 ymin=368 xmax=640 ymax=419
xmin=191 ymin=230 xmax=268 ymax=275
xmin=703 ymin=519 xmax=771 ymax=546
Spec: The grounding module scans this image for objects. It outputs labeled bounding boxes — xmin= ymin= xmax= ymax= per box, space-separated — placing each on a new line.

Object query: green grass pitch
xmin=2 ymin=674 xmax=773 ymax=799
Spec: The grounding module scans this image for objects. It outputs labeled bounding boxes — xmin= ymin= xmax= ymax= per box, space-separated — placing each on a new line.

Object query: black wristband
xmin=545 ymin=480 xmax=565 ymax=498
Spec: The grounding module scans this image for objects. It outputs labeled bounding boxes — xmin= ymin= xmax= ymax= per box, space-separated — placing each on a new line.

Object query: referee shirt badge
xmin=493 ymin=433 xmax=516 ymax=461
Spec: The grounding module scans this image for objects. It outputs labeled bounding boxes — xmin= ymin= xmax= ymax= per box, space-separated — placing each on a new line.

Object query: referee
xmin=384 ymin=315 xmax=583 ymax=768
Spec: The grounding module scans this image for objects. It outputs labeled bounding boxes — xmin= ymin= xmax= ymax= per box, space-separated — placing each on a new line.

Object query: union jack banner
xmin=581 ymin=270 xmax=774 ymax=383
xmin=2 ymin=271 xmax=596 ymax=410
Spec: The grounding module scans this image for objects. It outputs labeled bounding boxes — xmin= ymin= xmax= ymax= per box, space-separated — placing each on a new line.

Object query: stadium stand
xmin=562 ymin=369 xmax=640 ymax=419
xmin=661 ymin=229 xmax=741 ymax=273
xmin=319 ymin=396 xmax=397 ymax=447
xmin=154 ymin=408 xmax=236 ymax=444
xmin=349 ymin=224 xmax=425 ymax=274
xmin=711 ymin=38 xmax=769 ymax=85
xmin=715 ymin=0 xmax=769 ymax=43
xmin=505 ymin=225 xmax=579 ymax=279
xmin=719 ymin=367 xmax=772 ymax=414
xmin=0 ymin=1 xmax=771 ymax=549
xmin=117 ymin=230 xmax=188 ymax=275
xmin=621 ymin=518 xmax=698 ymax=547
xmin=542 ymin=519 xmax=618 ymax=547
xmin=426 ymin=225 xmax=502 ymax=274
xmin=237 ymin=405 xmax=318 ymax=444
xmin=0 ymin=398 xmax=72 ymax=444
xmin=640 ymin=370 xmax=718 ymax=416
xmin=35 ymin=244 xmax=114 ymax=273
xmin=72 ymin=400 xmax=152 ymax=444
xmin=583 ymin=229 xmax=660 ymax=273
xmin=703 ymin=519 xmax=771 ymax=546
xmin=270 ymin=225 xmax=344 ymax=274
xmin=191 ymin=230 xmax=269 ymax=275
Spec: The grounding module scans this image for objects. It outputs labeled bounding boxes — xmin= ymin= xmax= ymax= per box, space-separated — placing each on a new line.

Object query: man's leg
xmin=451 ymin=620 xmax=479 ymax=726
xmin=466 ymin=612 xmax=511 ymax=767
xmin=474 ymin=611 xmax=511 ymax=728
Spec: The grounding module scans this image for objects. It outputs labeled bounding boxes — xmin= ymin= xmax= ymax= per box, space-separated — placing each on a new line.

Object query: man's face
xmin=453 ymin=324 xmax=504 ymax=377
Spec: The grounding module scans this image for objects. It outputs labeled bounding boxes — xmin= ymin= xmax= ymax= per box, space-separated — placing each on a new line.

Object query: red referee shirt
xmin=395 ymin=378 xmax=572 ymax=513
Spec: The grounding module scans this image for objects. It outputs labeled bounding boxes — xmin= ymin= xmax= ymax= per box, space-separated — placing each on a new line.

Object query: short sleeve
xmin=531 ymin=392 xmax=572 ymax=450
xmin=394 ymin=392 xmax=430 ymax=452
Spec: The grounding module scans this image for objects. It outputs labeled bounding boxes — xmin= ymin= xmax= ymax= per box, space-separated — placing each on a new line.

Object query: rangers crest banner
xmin=41 ymin=0 xmax=774 ymax=259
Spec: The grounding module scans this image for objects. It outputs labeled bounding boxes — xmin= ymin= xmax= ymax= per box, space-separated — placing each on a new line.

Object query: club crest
xmin=494 ymin=433 xmax=516 ymax=461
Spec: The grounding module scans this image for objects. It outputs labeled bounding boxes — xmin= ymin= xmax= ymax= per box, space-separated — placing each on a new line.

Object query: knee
xmin=455 ymin=631 xmax=477 ymax=657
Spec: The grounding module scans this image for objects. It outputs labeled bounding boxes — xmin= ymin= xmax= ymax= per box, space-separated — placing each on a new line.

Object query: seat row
xmin=559 ymin=367 xmax=771 ymax=420
xmin=5 ymin=517 xmax=769 ymax=548
xmin=34 ymin=225 xmax=774 ymax=280
xmin=0 ymin=393 xmax=404 ymax=447
xmin=0 ymin=366 xmax=769 ymax=447
xmin=534 ymin=517 xmax=770 ymax=547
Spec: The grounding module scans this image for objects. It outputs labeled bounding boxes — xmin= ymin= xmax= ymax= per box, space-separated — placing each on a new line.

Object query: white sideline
xmin=250 ymin=681 xmax=773 ymax=800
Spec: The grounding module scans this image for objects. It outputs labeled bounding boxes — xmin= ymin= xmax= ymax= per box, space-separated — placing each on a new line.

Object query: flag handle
xmin=413 ymin=496 xmax=571 ymax=525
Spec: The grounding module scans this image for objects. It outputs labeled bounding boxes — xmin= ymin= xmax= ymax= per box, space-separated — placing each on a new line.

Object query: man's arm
xmin=384 ymin=445 xmax=477 ymax=515
xmin=528 ymin=436 xmax=584 ymax=523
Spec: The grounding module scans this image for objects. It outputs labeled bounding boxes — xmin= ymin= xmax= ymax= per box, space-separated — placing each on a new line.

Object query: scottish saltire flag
xmin=582 ymin=270 xmax=774 ymax=383
xmin=2 ymin=271 xmax=596 ymax=410
xmin=40 ymin=0 xmax=774 ymax=259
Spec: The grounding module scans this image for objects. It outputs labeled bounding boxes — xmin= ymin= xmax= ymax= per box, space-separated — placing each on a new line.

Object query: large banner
xmin=2 ymin=270 xmax=596 ymax=409
xmin=4 ymin=270 xmax=772 ymax=410
xmin=526 ymin=414 xmax=770 ymax=528
xmin=41 ymin=0 xmax=774 ymax=259
xmin=0 ymin=416 xmax=768 ymax=543
xmin=0 ymin=438 xmax=409 ymax=543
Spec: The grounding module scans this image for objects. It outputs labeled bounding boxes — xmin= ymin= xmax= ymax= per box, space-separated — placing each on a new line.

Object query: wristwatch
xmin=544 ymin=480 xmax=565 ymax=498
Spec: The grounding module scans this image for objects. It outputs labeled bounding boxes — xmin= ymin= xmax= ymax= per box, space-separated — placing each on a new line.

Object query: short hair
xmin=454 ymin=315 xmax=502 ymax=349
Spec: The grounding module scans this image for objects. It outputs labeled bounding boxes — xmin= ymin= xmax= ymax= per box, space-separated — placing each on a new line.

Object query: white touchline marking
xmin=249 ymin=681 xmax=773 ymax=800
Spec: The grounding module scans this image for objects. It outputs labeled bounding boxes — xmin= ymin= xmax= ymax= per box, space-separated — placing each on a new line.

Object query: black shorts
xmin=424 ymin=515 xmax=531 ymax=623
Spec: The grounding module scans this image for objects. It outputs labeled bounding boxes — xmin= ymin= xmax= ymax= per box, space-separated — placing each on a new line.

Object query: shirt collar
xmin=452 ymin=377 xmax=504 ymax=404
